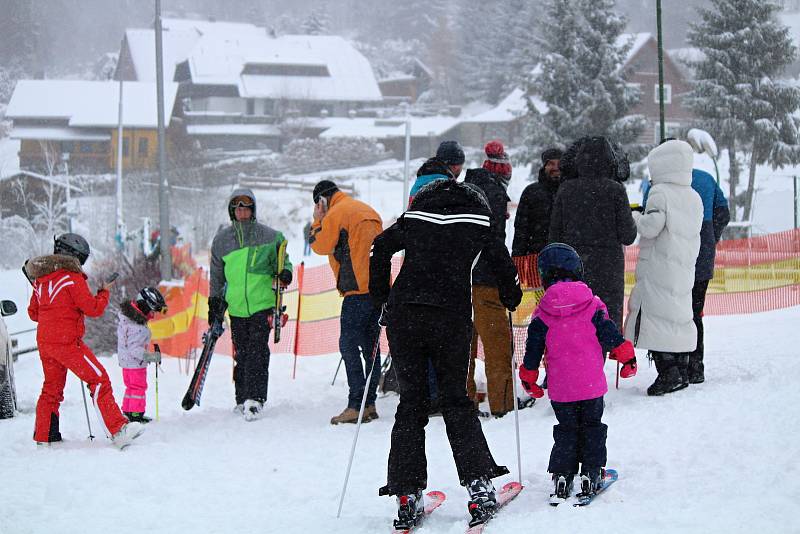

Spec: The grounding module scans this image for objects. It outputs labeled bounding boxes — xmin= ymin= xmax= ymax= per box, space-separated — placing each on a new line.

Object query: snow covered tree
xmin=301 ymin=5 xmax=331 ymax=36
xmin=522 ymin=0 xmax=644 ymax=158
xmin=685 ymin=0 xmax=800 ymax=221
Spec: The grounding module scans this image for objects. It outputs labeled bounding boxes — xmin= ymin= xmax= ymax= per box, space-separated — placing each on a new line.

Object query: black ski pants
xmin=690 ymin=279 xmax=710 ymax=374
xmin=230 ymin=310 xmax=272 ymax=405
xmin=548 ymin=396 xmax=607 ymax=475
xmin=380 ymin=304 xmax=508 ymax=497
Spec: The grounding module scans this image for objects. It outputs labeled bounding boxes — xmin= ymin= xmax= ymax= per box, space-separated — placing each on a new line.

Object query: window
xmin=122 ymin=137 xmax=129 ymax=157
xmin=138 ymin=137 xmax=149 ymax=157
xmin=242 ymin=63 xmax=331 ymax=77
xmin=246 ymin=98 xmax=255 ymax=115
xmin=654 ymin=121 xmax=681 ymax=144
xmin=653 ymin=83 xmax=672 ymax=104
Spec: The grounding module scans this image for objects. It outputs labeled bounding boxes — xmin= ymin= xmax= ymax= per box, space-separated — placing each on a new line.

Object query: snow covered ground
xmin=2 ymin=304 xmax=799 ymax=533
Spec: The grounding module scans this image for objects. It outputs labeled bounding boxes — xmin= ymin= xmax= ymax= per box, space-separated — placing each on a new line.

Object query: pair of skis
xmin=391 ymin=481 xmax=523 ymax=534
xmin=549 ymin=468 xmax=618 ymax=507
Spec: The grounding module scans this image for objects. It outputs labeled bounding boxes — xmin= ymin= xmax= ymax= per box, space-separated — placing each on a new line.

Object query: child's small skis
xmin=390 ymin=491 xmax=446 ymax=534
xmin=574 ymin=468 xmax=618 ymax=507
xmin=465 ymin=481 xmax=523 ymax=533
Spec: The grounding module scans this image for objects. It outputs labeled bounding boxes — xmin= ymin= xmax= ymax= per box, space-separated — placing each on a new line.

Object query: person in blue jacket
xmin=642 ymin=167 xmax=729 ymax=384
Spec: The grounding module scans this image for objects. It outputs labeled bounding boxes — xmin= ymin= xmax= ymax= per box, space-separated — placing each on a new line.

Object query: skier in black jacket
xmin=512 ymin=148 xmax=563 ymax=257
xmin=370 ymin=179 xmax=522 ymax=530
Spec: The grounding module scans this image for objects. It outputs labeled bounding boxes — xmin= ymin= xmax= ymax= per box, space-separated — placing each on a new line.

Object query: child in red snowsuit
xmin=26 ymin=233 xmax=144 ymax=448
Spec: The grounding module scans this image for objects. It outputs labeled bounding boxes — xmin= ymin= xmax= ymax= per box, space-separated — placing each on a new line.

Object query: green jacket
xmin=210 ymin=190 xmax=292 ymax=318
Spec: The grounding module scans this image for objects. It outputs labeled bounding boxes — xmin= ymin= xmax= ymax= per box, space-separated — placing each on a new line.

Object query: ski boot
xmin=466 ymin=476 xmax=497 ymax=527
xmin=578 ymin=467 xmax=603 ymax=497
xmin=393 ymin=491 xmax=425 ymax=530
xmin=243 ymin=399 xmax=264 ymax=422
xmin=111 ymin=422 xmax=145 ymax=450
xmin=549 ymin=473 xmax=574 ymax=506
xmin=124 ymin=411 xmax=152 ymax=424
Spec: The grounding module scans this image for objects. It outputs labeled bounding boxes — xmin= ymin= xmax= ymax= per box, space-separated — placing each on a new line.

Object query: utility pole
xmin=115 ymin=76 xmax=125 ymax=252
xmin=656 ymin=0 xmax=666 ymax=142
xmin=155 ymin=0 xmax=172 ymax=279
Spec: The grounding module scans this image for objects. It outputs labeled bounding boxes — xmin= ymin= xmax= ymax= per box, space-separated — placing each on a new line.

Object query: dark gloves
xmin=630 ymin=204 xmax=645 ymax=213
xmin=278 ymin=269 xmax=292 ymax=286
xmin=501 ymin=285 xmax=523 ymax=312
xmin=208 ymin=296 xmax=227 ymax=326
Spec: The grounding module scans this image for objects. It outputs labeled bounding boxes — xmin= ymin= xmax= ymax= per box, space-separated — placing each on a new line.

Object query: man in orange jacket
xmin=309 ymin=180 xmax=383 ymax=424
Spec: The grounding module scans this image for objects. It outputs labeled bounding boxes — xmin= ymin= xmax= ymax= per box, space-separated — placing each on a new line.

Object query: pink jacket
xmin=523 ymin=281 xmax=624 ymax=403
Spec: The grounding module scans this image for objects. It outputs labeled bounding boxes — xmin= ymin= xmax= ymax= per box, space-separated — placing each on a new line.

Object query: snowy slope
xmin=2 ymin=305 xmax=799 ymax=534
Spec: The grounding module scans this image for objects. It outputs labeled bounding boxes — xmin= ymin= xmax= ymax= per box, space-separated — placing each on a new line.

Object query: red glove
xmin=609 ymin=340 xmax=637 ymax=378
xmin=267 ymin=313 xmax=289 ymax=329
xmin=518 ymin=366 xmax=544 ymax=398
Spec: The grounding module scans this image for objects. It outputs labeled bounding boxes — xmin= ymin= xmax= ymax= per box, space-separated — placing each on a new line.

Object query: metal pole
xmin=402 ymin=118 xmax=411 ymax=209
xmin=116 ymin=76 xmax=125 ymax=251
xmin=794 ymin=176 xmax=798 ymax=230
xmin=155 ymin=0 xmax=172 ymax=280
xmin=79 ymin=381 xmax=95 ymax=440
xmin=508 ymin=312 xmax=522 ymax=484
xmin=656 ymin=0 xmax=666 ymax=142
xmin=331 ymin=356 xmax=344 ymax=386
xmin=336 ymin=326 xmax=382 ymax=518
xmin=63 ymin=155 xmax=72 ymax=232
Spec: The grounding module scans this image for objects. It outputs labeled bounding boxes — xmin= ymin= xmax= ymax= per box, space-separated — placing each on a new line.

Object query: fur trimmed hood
xmin=120 ymin=299 xmax=148 ymax=325
xmin=25 ymin=254 xmax=83 ymax=280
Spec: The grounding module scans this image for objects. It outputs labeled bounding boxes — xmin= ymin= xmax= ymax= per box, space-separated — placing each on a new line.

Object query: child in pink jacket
xmin=117 ymin=287 xmax=166 ymax=423
xmin=518 ymin=243 xmax=636 ymax=503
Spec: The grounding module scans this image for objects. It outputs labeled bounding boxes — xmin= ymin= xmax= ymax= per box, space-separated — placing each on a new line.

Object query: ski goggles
xmin=231 ymin=197 xmax=254 ymax=208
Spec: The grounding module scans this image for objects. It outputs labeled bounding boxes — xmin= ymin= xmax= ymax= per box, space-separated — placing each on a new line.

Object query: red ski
xmin=465 ymin=481 xmax=523 ymax=533
xmin=391 ymin=491 xmax=446 ymax=534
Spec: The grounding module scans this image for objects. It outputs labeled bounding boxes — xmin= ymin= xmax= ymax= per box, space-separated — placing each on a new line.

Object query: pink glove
xmin=518 ymin=366 xmax=544 ymax=398
xmin=610 ymin=340 xmax=637 ymax=378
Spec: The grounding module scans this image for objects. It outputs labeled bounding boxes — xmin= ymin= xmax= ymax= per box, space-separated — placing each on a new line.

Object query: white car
xmin=0 ymin=299 xmax=18 ymax=419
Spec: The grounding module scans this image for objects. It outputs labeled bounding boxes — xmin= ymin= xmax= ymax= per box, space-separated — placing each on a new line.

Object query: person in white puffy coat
xmin=623 ymin=140 xmax=703 ymax=396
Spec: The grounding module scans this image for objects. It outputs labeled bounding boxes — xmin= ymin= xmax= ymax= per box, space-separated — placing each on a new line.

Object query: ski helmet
xmin=53 ymin=233 xmax=90 ymax=265
xmin=136 ymin=286 xmax=167 ymax=314
xmin=537 ymin=243 xmax=584 ymax=289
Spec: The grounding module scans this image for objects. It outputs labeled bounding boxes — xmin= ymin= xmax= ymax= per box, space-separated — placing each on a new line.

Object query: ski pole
xmin=337 ymin=311 xmax=384 ymax=518
xmin=79 ymin=379 xmax=95 ymax=440
xmin=154 ymin=344 xmax=161 ymax=421
xmin=508 ymin=312 xmax=522 ymax=484
xmin=331 ymin=356 xmax=343 ymax=386
xmin=615 ymin=360 xmax=620 ymax=390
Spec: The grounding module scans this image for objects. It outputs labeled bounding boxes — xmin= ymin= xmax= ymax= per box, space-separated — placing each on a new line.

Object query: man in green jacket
xmin=209 ymin=188 xmax=292 ymax=421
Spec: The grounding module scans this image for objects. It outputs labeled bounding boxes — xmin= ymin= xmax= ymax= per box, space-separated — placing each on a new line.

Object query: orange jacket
xmin=310 ymin=191 xmax=383 ymax=297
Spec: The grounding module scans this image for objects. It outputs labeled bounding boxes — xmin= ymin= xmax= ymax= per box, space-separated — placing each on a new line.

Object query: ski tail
xmin=181 ymin=327 xmax=222 ymax=410
xmin=273 ymin=239 xmax=288 ymax=344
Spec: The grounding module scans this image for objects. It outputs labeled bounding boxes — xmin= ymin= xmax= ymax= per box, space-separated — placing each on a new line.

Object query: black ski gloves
xmin=278 ymin=269 xmax=293 ymax=286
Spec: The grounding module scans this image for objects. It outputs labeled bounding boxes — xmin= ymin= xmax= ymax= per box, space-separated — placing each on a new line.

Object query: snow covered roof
xmin=318 ymin=115 xmax=460 ymax=139
xmin=616 ymin=33 xmax=653 ymax=67
xmin=122 ymin=18 xmax=381 ymax=102
xmin=0 ymin=169 xmax=82 ymax=192
xmin=6 ymin=80 xmax=179 ymax=128
xmin=186 ymin=124 xmax=280 ymax=136
xmin=464 ymin=88 xmax=544 ymax=123
xmin=10 ymin=126 xmax=110 ymax=142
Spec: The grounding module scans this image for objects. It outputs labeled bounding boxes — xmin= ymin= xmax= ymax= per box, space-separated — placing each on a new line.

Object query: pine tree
xmin=685 ymin=0 xmax=800 ymax=221
xmin=522 ymin=0 xmax=644 ymax=159
xmin=301 ymin=5 xmax=331 ymax=36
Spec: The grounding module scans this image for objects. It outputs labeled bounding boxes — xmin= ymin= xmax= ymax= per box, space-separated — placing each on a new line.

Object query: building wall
xmin=191 ymin=97 xmax=248 ymax=114
xmin=625 ymin=38 xmax=695 ymax=143
xmin=19 ymin=139 xmax=110 ymax=174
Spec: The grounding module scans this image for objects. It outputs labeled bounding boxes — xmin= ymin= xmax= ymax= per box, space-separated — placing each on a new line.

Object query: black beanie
xmin=541 ymin=147 xmax=564 ymax=164
xmin=436 ymin=140 xmax=465 ymax=166
xmin=312 ymin=180 xmax=339 ymax=203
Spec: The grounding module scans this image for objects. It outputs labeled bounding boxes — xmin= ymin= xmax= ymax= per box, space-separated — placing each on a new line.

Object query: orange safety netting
xmin=152 ymin=229 xmax=800 ymax=360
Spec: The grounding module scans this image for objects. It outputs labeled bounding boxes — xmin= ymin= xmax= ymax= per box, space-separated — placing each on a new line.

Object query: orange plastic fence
xmin=152 ymin=229 xmax=800 ymax=360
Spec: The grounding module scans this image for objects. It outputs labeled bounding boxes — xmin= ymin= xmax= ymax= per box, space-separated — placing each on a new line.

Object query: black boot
xmin=393 ymin=491 xmax=425 ymax=530
xmin=677 ymin=354 xmax=690 ymax=387
xmin=688 ymin=353 xmax=705 ymax=384
xmin=549 ymin=473 xmax=574 ymax=505
xmin=578 ymin=466 xmax=603 ymax=496
xmin=647 ymin=353 xmax=687 ymax=396
xmin=124 ymin=411 xmax=152 ymax=423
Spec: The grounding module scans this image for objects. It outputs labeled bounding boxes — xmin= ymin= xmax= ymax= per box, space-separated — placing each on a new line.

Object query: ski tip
xmin=500 ymin=481 xmax=524 ymax=492
xmin=426 ymin=490 xmax=446 ymax=502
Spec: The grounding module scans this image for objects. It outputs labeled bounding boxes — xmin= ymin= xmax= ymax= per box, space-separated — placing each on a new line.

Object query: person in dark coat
xmin=512 ymin=148 xmax=563 ymax=257
xmin=548 ymin=137 xmax=637 ymax=327
xmin=643 ymin=167 xmax=729 ymax=384
xmin=464 ymin=140 xmax=515 ymax=416
xmin=370 ymin=179 xmax=522 ymax=530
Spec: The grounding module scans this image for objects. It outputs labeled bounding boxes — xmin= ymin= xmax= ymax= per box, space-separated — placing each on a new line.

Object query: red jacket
xmin=27 ymin=255 xmax=109 ymax=345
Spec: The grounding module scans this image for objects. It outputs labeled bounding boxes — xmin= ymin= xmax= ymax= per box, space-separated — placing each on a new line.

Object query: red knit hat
xmin=482 ymin=140 xmax=512 ymax=178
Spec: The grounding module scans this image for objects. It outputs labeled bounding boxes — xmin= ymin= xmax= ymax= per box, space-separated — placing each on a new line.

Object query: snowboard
xmin=465 ymin=481 xmax=523 ymax=533
xmin=391 ymin=490 xmax=446 ymax=533
xmin=181 ymin=322 xmax=224 ymax=410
